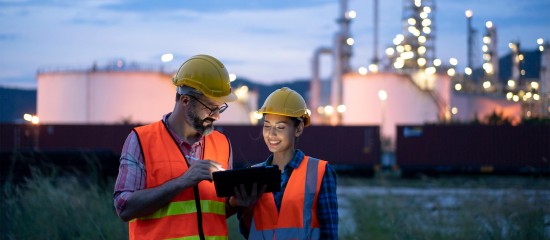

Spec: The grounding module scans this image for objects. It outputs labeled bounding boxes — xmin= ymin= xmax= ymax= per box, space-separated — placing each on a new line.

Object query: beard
xmin=186 ymin=108 xmax=215 ymax=136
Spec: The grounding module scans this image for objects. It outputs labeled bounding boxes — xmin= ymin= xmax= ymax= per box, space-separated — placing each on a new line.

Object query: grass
xmin=338 ymin=174 xmax=550 ymax=240
xmin=2 ymin=163 xmax=549 ymax=240
xmin=1 ymin=167 xmax=127 ymax=240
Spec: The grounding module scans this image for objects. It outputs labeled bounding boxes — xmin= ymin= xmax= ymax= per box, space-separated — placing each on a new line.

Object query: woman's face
xmin=262 ymin=114 xmax=303 ymax=153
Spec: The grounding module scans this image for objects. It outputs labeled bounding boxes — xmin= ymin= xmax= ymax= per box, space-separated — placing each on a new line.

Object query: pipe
xmin=310 ymin=47 xmax=333 ymax=124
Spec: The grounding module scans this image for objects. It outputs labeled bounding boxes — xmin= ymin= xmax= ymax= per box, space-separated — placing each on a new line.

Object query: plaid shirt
xmin=239 ymin=150 xmax=339 ymax=239
xmin=113 ymin=114 xmax=233 ymax=216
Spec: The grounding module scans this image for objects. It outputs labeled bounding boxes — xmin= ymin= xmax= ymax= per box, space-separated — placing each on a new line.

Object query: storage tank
xmin=37 ymin=68 xmax=255 ymax=125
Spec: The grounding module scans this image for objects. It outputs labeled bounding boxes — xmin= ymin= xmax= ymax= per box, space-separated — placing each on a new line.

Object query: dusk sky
xmin=1 ymin=0 xmax=549 ymax=89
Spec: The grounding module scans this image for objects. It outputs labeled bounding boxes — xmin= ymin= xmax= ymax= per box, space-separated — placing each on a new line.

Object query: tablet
xmin=212 ymin=165 xmax=281 ymax=198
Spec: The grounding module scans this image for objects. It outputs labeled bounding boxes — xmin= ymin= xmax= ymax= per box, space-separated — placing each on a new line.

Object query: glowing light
xmin=533 ymin=94 xmax=540 ymax=101
xmin=414 ymin=0 xmax=422 ymax=7
xmin=229 ymin=73 xmax=237 ymax=82
xmin=486 ymin=21 xmax=493 ymax=28
xmin=337 ymin=105 xmax=347 ymax=113
xmin=465 ymin=67 xmax=472 ymax=75
xmin=24 ymin=114 xmax=32 ymax=121
xmin=358 ymin=66 xmax=368 ymax=75
xmin=423 ymin=27 xmax=431 ymax=34
xmin=368 ymin=64 xmax=379 ymax=73
xmin=531 ymin=82 xmax=539 ymax=89
xmin=385 ymin=47 xmax=395 ymax=55
xmin=483 ymin=36 xmax=491 ymax=44
xmin=482 ymin=45 xmax=489 ymax=53
xmin=346 ymin=38 xmax=355 ymax=45
xmin=540 ymin=46 xmax=545 ymax=52
xmin=408 ymin=18 xmax=416 ymax=25
xmin=378 ymin=90 xmax=388 ymax=101
xmin=424 ymin=6 xmax=432 ymax=14
xmin=506 ymin=92 xmax=513 ymax=100
xmin=507 ymin=80 xmax=516 ymax=88
xmin=417 ymin=58 xmax=426 ymax=66
xmin=31 ymin=116 xmax=39 ymax=125
xmin=449 ymin=58 xmax=458 ymax=66
xmin=401 ymin=51 xmax=414 ymax=59
xmin=420 ymin=12 xmax=428 ymax=19
xmin=253 ymin=111 xmax=263 ymax=120
xmin=418 ymin=46 xmax=426 ymax=55
xmin=512 ymin=95 xmax=519 ymax=102
xmin=451 ymin=107 xmax=458 ymax=115
xmin=433 ymin=59 xmax=442 ymax=66
xmin=161 ymin=53 xmax=174 ymax=63
xmin=454 ymin=83 xmax=462 ymax=91
xmin=393 ymin=59 xmax=404 ymax=69
xmin=426 ymin=67 xmax=436 ymax=74
xmin=324 ymin=106 xmax=334 ymax=115
xmin=483 ymin=81 xmax=491 ymax=89
xmin=422 ymin=19 xmax=431 ymax=27
xmin=234 ymin=85 xmax=249 ymax=99
xmin=447 ymin=68 xmax=456 ymax=76
xmin=317 ymin=106 xmax=325 ymax=114
xmin=404 ymin=44 xmax=412 ymax=51
xmin=396 ymin=45 xmax=404 ymax=52
xmin=483 ymin=63 xmax=493 ymax=74
xmin=346 ymin=10 xmax=356 ymax=19
xmin=537 ymin=38 xmax=544 ymax=45
xmin=465 ymin=10 xmax=473 ymax=18
xmin=418 ymin=36 xmax=427 ymax=43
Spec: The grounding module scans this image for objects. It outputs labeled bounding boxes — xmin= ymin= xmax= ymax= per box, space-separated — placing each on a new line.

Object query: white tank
xmin=37 ymin=70 xmax=255 ymax=125
xmin=340 ymin=72 xmax=450 ymax=149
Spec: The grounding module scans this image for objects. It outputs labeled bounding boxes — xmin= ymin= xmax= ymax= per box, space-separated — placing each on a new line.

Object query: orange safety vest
xmin=129 ymin=120 xmax=230 ymax=240
xmin=248 ymin=156 xmax=327 ymax=240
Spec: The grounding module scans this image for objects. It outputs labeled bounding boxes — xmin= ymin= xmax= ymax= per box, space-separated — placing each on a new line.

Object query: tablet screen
xmin=212 ymin=165 xmax=281 ymax=198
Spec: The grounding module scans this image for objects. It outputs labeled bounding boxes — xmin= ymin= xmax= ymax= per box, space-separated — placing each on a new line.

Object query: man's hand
xmin=229 ymin=183 xmax=267 ymax=208
xmin=179 ymin=160 xmax=222 ymax=186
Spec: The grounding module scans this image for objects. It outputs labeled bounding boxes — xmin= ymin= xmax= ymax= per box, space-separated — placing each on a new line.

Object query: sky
xmin=1 ymin=0 xmax=549 ymax=89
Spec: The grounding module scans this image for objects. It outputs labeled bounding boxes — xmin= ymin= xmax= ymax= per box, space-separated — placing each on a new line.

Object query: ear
xmin=295 ymin=121 xmax=304 ymax=138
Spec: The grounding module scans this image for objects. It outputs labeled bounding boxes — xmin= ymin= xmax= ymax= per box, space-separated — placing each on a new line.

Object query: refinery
xmin=28 ymin=0 xmax=549 ymax=153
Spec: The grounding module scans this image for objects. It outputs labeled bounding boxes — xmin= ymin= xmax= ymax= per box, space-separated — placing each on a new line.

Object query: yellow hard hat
xmin=258 ymin=87 xmax=310 ymax=126
xmin=172 ymin=54 xmax=237 ymax=103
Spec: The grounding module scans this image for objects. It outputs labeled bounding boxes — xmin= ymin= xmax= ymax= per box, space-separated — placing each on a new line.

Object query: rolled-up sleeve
xmin=113 ymin=131 xmax=146 ymax=216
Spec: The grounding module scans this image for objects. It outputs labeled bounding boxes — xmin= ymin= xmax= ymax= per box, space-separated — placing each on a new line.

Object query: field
xmin=1 ymin=167 xmax=549 ymax=239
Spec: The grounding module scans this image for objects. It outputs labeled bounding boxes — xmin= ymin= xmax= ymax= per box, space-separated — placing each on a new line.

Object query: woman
xmin=237 ymin=87 xmax=338 ymax=239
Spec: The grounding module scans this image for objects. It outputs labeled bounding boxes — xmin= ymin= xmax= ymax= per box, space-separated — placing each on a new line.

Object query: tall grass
xmin=1 ymin=166 xmax=127 ymax=239
xmin=339 ymin=176 xmax=550 ymax=240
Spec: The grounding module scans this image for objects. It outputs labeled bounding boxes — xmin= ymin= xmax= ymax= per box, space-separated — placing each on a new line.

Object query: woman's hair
xmin=290 ymin=117 xmax=303 ymax=127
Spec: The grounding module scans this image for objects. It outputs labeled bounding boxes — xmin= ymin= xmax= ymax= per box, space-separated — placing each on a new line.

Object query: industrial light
xmin=483 ymin=81 xmax=493 ymax=89
xmin=465 ymin=10 xmax=473 ymax=18
xmin=531 ymin=82 xmax=539 ymax=89
xmin=337 ymin=105 xmax=347 ymax=113
xmin=378 ymin=90 xmax=388 ymax=101
xmin=433 ymin=59 xmax=441 ymax=66
xmin=447 ymin=68 xmax=456 ymax=76
xmin=507 ymin=80 xmax=516 ymax=88
xmin=229 ymin=73 xmax=237 ymax=82
xmin=358 ymin=66 xmax=368 ymax=75
xmin=454 ymin=83 xmax=462 ymax=91
xmin=464 ymin=67 xmax=472 ymax=75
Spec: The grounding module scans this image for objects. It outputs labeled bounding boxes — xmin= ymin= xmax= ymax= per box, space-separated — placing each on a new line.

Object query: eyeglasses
xmin=186 ymin=95 xmax=228 ymax=116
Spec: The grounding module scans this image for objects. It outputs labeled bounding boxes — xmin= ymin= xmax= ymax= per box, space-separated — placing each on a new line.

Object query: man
xmin=114 ymin=54 xmax=248 ymax=239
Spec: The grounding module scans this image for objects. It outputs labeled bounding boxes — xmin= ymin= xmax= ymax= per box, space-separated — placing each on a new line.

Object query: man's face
xmin=185 ymin=96 xmax=219 ymax=136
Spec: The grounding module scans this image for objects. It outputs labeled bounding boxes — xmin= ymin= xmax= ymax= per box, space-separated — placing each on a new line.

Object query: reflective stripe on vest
xmin=248 ymin=156 xmax=327 ymax=239
xmin=132 ymin=200 xmax=225 ymax=221
xmin=129 ymin=121 xmax=229 ymax=240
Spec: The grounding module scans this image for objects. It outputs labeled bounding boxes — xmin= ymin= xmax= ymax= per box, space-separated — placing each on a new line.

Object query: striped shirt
xmin=113 ymin=114 xmax=232 ymax=216
xmin=239 ymin=149 xmax=339 ymax=239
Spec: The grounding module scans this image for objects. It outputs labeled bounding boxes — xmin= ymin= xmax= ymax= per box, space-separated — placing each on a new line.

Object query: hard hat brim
xmin=208 ymin=92 xmax=238 ymax=103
